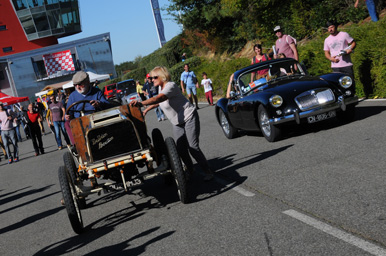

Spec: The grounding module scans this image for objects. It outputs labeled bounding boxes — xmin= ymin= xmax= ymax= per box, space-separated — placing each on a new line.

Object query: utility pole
xmin=150 ymin=0 xmax=167 ymax=47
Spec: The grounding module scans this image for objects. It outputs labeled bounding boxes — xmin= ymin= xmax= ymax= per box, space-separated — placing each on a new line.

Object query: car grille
xmin=87 ymin=120 xmax=141 ymax=162
xmin=295 ymin=88 xmax=335 ymax=111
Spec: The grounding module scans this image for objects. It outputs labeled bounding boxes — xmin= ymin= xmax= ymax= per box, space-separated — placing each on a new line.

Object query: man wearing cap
xmin=65 ymin=71 xmax=111 ymax=120
xmin=324 ymin=21 xmax=356 ymax=90
xmin=274 ymin=26 xmax=298 ymax=61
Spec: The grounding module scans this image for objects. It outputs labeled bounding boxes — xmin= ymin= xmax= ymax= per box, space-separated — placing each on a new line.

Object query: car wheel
xmin=337 ymin=105 xmax=356 ymax=123
xmin=63 ymin=152 xmax=86 ymax=209
xmin=219 ymin=109 xmax=237 ymax=139
xmin=165 ymin=137 xmax=189 ymax=204
xmin=58 ymin=166 xmax=84 ymax=234
xmin=258 ymin=105 xmax=281 ymax=142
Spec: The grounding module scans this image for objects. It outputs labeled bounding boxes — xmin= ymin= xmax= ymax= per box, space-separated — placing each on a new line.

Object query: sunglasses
xmin=148 ymin=76 xmax=159 ymax=81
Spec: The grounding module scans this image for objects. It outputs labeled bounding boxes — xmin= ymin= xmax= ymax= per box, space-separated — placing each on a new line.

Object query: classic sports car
xmin=216 ymin=58 xmax=358 ymax=142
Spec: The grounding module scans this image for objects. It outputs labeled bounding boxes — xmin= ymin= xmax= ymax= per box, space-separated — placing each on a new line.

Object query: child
xmin=201 ymin=72 xmax=214 ymax=106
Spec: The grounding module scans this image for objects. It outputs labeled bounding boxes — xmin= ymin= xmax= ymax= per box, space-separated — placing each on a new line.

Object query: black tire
xmin=58 ymin=166 xmax=84 ymax=234
xmin=218 ymin=109 xmax=237 ymax=139
xmin=337 ymin=105 xmax=356 ymax=123
xmin=63 ymin=152 xmax=86 ymax=209
xmin=165 ymin=137 xmax=188 ymax=204
xmin=258 ymin=105 xmax=281 ymax=142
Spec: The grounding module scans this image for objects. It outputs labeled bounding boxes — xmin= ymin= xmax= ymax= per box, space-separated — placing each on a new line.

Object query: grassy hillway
xmin=103 ymin=9 xmax=386 ymax=100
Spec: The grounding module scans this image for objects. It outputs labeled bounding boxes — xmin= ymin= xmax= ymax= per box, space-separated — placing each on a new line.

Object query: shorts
xmin=186 ymin=86 xmax=197 ymax=95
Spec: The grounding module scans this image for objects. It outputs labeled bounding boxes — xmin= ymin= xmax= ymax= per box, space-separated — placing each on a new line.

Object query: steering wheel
xmin=66 ymin=100 xmax=96 ymax=117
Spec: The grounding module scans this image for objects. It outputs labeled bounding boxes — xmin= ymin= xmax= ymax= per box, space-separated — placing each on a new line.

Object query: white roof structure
xmin=62 ymin=71 xmax=110 ymax=89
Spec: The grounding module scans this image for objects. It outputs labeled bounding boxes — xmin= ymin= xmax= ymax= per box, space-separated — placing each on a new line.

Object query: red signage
xmin=43 ymin=50 xmax=75 ymax=76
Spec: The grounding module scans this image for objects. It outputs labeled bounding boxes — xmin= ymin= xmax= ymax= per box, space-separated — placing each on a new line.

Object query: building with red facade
xmin=0 ymin=0 xmax=116 ymax=100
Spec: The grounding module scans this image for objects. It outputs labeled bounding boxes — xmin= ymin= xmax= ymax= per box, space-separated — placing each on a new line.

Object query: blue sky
xmin=59 ymin=0 xmax=182 ymax=65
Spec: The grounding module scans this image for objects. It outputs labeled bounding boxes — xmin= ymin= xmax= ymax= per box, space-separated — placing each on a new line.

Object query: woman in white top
xmin=130 ymin=66 xmax=214 ymax=181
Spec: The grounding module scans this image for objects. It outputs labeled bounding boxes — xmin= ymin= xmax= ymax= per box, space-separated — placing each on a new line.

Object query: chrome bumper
xmin=270 ymin=96 xmax=358 ymax=125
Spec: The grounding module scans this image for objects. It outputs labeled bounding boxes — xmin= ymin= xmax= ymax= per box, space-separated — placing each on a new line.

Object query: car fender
xmin=215 ymin=98 xmax=230 ymax=123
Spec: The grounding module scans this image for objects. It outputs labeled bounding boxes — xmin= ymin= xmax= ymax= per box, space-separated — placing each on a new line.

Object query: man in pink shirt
xmin=0 ymin=103 xmax=18 ymax=163
xmin=274 ymin=26 xmax=298 ymax=61
xmin=324 ymin=20 xmax=356 ymax=90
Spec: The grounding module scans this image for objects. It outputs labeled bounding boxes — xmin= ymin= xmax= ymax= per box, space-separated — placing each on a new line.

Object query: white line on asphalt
xmin=214 ymin=177 xmax=255 ymax=197
xmin=283 ymin=209 xmax=386 ymax=256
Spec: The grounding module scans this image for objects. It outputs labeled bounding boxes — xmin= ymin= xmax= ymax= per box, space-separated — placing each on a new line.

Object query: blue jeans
xmin=366 ymin=0 xmax=378 ymax=22
xmin=53 ymin=121 xmax=71 ymax=147
xmin=14 ymin=124 xmax=22 ymax=141
xmin=1 ymin=129 xmax=18 ymax=159
xmin=155 ymin=106 xmax=165 ymax=121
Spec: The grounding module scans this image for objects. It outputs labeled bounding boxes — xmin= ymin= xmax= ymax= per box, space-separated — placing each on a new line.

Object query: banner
xmin=43 ymin=50 xmax=75 ymax=76
xmin=150 ymin=0 xmax=166 ymax=47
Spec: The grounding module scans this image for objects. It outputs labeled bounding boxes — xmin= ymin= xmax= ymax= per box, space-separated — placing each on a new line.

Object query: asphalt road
xmin=1 ymin=99 xmax=386 ymax=256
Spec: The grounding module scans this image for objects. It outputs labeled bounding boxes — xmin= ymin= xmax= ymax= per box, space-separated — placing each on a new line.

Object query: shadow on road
xmin=0 ymin=206 xmax=63 ymax=235
xmin=0 ymin=185 xmax=54 ymax=206
xmin=33 ymin=204 xmax=174 ymax=255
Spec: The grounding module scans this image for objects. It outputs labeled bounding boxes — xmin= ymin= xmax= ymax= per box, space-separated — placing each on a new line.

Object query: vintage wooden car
xmin=216 ymin=58 xmax=358 ymax=142
xmin=58 ymin=101 xmax=188 ymax=234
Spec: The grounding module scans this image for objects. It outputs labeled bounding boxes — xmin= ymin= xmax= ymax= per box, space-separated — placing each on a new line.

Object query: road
xmin=0 ymin=99 xmax=386 ymax=255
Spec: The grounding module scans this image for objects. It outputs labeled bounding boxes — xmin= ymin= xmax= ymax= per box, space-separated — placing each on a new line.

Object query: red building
xmin=0 ymin=0 xmax=81 ymax=56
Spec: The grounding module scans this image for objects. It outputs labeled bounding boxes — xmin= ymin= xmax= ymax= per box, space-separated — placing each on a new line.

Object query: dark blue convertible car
xmin=215 ymin=58 xmax=358 ymax=142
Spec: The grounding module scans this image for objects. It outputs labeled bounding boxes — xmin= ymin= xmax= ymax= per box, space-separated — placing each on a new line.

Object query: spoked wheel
xmin=58 ymin=166 xmax=84 ymax=234
xmin=63 ymin=152 xmax=86 ymax=209
xmin=165 ymin=137 xmax=188 ymax=204
xmin=219 ymin=109 xmax=237 ymax=139
xmin=258 ymin=105 xmax=281 ymax=142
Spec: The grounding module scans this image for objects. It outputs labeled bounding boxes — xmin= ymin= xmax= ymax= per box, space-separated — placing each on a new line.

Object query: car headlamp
xmin=269 ymin=95 xmax=283 ymax=108
xmin=339 ymin=76 xmax=352 ymax=89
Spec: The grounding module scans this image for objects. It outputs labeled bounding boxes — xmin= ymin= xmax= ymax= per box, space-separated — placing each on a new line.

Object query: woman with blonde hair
xmin=130 ymin=66 xmax=214 ymax=181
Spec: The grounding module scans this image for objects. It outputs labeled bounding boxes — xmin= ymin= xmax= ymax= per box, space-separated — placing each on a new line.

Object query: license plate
xmin=126 ymin=178 xmax=143 ymax=187
xmin=307 ymin=111 xmax=336 ymax=123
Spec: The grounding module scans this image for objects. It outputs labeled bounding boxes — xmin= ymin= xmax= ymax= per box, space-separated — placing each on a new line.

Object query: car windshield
xmin=106 ymin=84 xmax=116 ymax=90
xmin=117 ymin=80 xmax=135 ymax=91
xmin=237 ymin=59 xmax=305 ymax=95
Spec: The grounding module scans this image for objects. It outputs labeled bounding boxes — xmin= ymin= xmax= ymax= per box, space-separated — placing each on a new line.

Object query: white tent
xmin=62 ymin=71 xmax=110 ymax=89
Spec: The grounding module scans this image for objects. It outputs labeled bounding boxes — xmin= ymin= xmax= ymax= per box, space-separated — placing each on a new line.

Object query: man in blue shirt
xmin=65 ymin=71 xmax=111 ymax=120
xmin=180 ymin=64 xmax=199 ymax=109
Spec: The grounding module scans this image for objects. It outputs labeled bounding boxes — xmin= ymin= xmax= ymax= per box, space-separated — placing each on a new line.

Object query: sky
xmin=59 ymin=0 xmax=182 ymax=65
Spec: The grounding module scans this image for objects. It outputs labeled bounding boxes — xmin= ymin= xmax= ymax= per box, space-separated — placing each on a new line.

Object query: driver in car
xmin=65 ymin=71 xmax=111 ymax=145
xmin=65 ymin=71 xmax=111 ymax=120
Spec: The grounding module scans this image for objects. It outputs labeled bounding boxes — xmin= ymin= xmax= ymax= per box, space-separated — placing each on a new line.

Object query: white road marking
xmin=283 ymin=209 xmax=386 ymax=256
xmin=214 ymin=177 xmax=255 ymax=197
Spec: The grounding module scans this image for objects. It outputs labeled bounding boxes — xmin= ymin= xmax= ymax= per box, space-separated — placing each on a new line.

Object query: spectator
xmin=251 ymin=43 xmax=271 ymax=81
xmin=180 ymin=64 xmax=200 ymax=109
xmin=181 ymin=52 xmax=187 ymax=62
xmin=136 ymin=80 xmax=146 ymax=101
xmin=130 ymin=66 xmax=214 ymax=181
xmin=27 ymin=103 xmax=44 ymax=156
xmin=355 ymin=0 xmax=378 ymax=22
xmin=48 ymin=94 xmax=71 ymax=150
xmin=324 ymin=20 xmax=356 ymax=92
xmin=0 ymin=104 xmax=18 ymax=163
xmin=35 ymin=100 xmax=46 ymax=134
xmin=273 ymin=26 xmax=299 ymax=61
xmin=145 ymin=74 xmax=166 ymax=122
xmin=201 ymin=72 xmax=214 ymax=106
xmin=142 ymin=74 xmax=151 ymax=99
xmin=19 ymin=106 xmax=31 ymax=140
xmin=12 ymin=107 xmax=22 ymax=142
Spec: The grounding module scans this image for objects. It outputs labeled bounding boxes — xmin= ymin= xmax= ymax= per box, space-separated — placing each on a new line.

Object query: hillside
xmin=106 ymin=9 xmax=386 ymax=99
